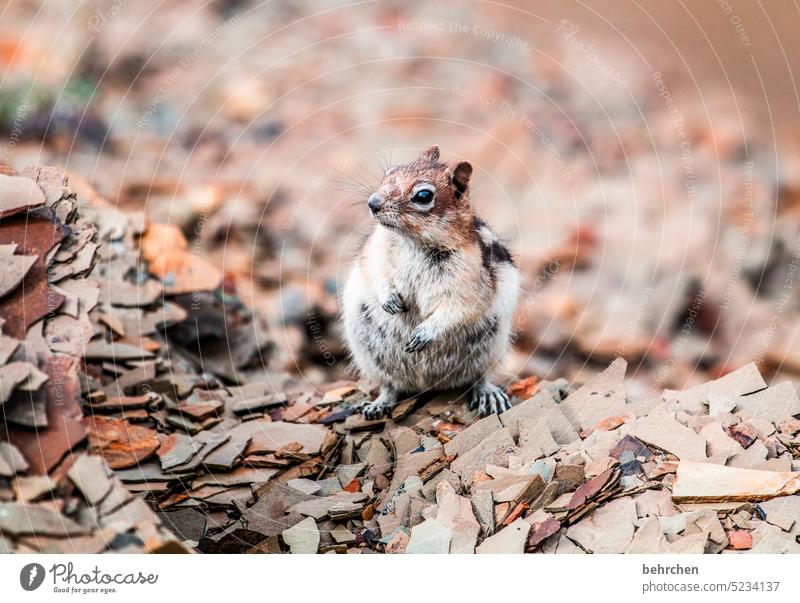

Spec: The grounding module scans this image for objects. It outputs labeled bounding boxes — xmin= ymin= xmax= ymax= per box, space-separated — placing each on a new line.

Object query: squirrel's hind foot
xmin=362 ymin=386 xmax=399 ymax=419
xmin=469 ymin=380 xmax=511 ymax=416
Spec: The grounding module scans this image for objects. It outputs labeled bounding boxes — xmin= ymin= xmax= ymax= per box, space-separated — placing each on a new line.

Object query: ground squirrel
xmin=342 ymin=145 xmax=520 ymax=418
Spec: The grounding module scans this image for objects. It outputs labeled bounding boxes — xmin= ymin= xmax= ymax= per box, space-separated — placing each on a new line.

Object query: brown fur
xmin=370 ymin=145 xmax=478 ymax=250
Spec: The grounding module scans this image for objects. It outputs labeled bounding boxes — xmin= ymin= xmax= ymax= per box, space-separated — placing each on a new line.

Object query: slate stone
xmin=159 ymin=508 xmax=207 ymax=541
xmin=0 ymin=502 xmax=88 ymax=536
xmin=443 ymin=414 xmax=502 ymax=457
xmin=435 ymin=481 xmax=479 ymax=553
xmin=68 ymin=454 xmax=113 ymax=505
xmin=566 ymin=497 xmax=637 ymax=553
xmin=471 ymin=489 xmax=494 ymax=536
xmin=287 ymin=478 xmax=321 ymax=495
xmin=735 ymin=382 xmax=800 ymax=423
xmin=12 ymin=475 xmax=56 ymax=502
xmin=193 ymin=466 xmax=278 ymax=487
xmin=282 ymin=516 xmax=319 ymax=554
xmin=203 ymin=435 xmax=251 ymax=470
xmin=450 ymin=428 xmax=515 ymax=483
xmin=406 ymin=518 xmax=452 ymax=554
xmin=232 ymin=420 xmax=327 ymax=454
xmin=559 ymin=358 xmax=627 ymax=431
xmin=476 ymin=518 xmax=530 ymax=553
xmin=158 ymin=433 xmax=201 ymax=470
xmin=0 ymin=441 xmax=28 ymax=477
xmin=629 ymin=411 xmax=707 ymax=461
xmin=242 ymin=481 xmax=315 ymax=537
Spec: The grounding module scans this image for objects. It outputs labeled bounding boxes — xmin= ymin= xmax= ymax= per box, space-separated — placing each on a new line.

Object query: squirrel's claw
xmin=470 ymin=382 xmax=511 ymax=416
xmin=405 ymin=327 xmax=433 ymax=353
xmin=362 ymin=389 xmax=398 ymax=419
xmin=381 ymin=292 xmax=407 ymax=315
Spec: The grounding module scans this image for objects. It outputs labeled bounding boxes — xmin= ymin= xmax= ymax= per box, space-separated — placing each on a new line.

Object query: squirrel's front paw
xmin=405 ymin=326 xmax=434 ymax=353
xmin=380 ymin=291 xmax=407 ymax=315
xmin=363 ymin=396 xmax=396 ymax=419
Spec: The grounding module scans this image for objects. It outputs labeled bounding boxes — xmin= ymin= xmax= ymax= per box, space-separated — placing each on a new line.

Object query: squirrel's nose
xmin=368 ymin=193 xmax=382 ymax=214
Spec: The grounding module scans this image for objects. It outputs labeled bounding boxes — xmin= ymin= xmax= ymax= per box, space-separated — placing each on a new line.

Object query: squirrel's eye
xmin=412 ymin=189 xmax=433 ymax=204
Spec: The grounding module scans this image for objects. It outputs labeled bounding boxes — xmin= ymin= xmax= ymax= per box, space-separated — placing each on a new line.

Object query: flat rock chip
xmin=0 ymin=250 xmax=37 ymax=298
xmin=281 ymin=516 xmax=319 ymax=554
xmin=435 ymin=481 xmax=480 ymax=553
xmin=566 ymin=468 xmax=616 ymax=510
xmin=450 ymin=428 xmax=515 ymax=484
xmin=471 ymin=489 xmax=495 ymax=536
xmin=0 ymin=362 xmax=33 ymax=405
xmin=528 ymin=517 xmax=561 ymax=549
xmin=444 ymin=414 xmax=502 ymax=457
xmin=335 ymin=463 xmax=364 ymax=488
xmin=734 ymin=382 xmax=800 ymax=423
xmin=0 ymin=502 xmax=88 ymax=536
xmin=287 ymin=478 xmax=321 ymax=495
xmin=13 ymin=475 xmax=57 ymax=502
xmin=5 ymin=356 xmax=86 ymax=474
xmin=629 ymin=411 xmax=707 ymax=462
xmin=97 ymin=279 xmax=162 ymax=308
xmin=241 ymin=481 xmax=314 ymax=537
xmin=158 ymin=508 xmax=207 ymax=542
xmin=140 ymin=223 xmax=222 ymax=295
xmin=0 ymin=441 xmax=28 ymax=477
xmin=232 ymin=395 xmax=284 ymax=415
xmin=330 ymin=525 xmax=356 ymax=544
xmin=383 ymin=448 xmax=445 ymax=508
xmin=748 ymin=522 xmax=800 ymax=554
xmin=500 ymin=391 xmax=552 ymax=434
xmin=68 ymin=454 xmax=113 ymax=505
xmin=662 ymin=362 xmax=766 ymax=410
xmin=0 ymin=215 xmax=65 ymax=338
xmin=700 ymin=422 xmax=743 ymax=459
xmin=0 ymin=333 xmax=20 ymax=364
xmin=158 ymin=433 xmax=201 ymax=470
xmin=0 ymin=174 xmax=45 ymax=217
xmin=232 ymin=420 xmax=327 ymax=454
xmin=560 ymin=358 xmax=627 ymax=431
xmin=84 ymin=415 xmax=160 ymax=469
xmin=672 ymin=461 xmax=800 ymax=503
xmin=567 ymin=497 xmax=637 ymax=553
xmin=113 ymin=462 xmax=177 ymax=483
xmin=290 ymin=492 xmax=367 ymax=519
xmin=193 ymin=466 xmax=278 ymax=487
xmin=476 ymin=518 xmax=530 ymax=553
xmin=758 ymin=496 xmax=800 ymax=532
xmin=406 ymin=518 xmax=452 ymax=554
xmin=203 ymin=435 xmax=251 ymax=470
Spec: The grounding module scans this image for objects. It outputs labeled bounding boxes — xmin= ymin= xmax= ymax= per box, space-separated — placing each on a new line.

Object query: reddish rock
xmin=5 ymin=356 xmax=86 ymax=474
xmin=727 ymin=530 xmax=753 ymax=550
xmin=506 ymin=376 xmax=539 ymax=399
xmin=0 ymin=215 xmax=65 ymax=337
xmin=527 ymin=517 xmax=561 ymax=549
xmin=83 ymin=416 xmax=159 ymax=469
xmin=728 ymin=423 xmax=758 ymax=449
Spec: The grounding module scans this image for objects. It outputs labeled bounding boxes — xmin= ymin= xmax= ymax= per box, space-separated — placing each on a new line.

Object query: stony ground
xmin=6 ymin=1 xmax=800 ymax=397
xmin=2 ymin=169 xmax=799 ymax=554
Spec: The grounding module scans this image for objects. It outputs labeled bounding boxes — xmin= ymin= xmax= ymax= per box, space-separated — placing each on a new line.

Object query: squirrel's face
xmin=368 ymin=145 xmax=473 ymax=246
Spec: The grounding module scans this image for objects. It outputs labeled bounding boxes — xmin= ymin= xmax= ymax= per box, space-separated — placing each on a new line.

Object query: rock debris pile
xmin=2 ymin=170 xmax=799 ymax=554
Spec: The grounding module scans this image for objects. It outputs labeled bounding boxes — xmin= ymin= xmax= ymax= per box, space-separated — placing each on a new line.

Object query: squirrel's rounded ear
xmin=419 ymin=145 xmax=440 ymax=162
xmin=448 ymin=160 xmax=472 ymax=199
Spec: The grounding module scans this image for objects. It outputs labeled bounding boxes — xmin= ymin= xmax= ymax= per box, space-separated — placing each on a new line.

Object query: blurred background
xmin=3 ymin=0 xmax=800 ymax=397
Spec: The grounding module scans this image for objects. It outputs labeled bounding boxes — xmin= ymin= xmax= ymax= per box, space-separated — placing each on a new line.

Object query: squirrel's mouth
xmin=374 ymin=212 xmax=400 ymax=229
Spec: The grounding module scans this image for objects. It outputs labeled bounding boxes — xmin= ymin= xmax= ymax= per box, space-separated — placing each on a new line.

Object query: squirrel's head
xmin=368 ymin=145 xmax=473 ymax=247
